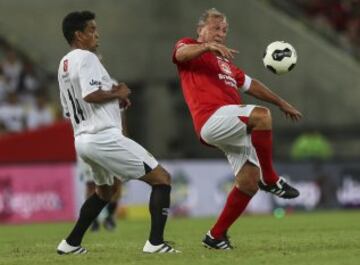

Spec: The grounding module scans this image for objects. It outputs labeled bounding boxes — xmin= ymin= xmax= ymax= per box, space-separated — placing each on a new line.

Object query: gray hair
xmin=197 ymin=8 xmax=227 ymax=27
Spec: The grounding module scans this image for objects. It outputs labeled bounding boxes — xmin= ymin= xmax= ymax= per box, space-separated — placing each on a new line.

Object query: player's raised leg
xmin=140 ymin=165 xmax=180 ymax=253
xmin=249 ymin=106 xmax=299 ymax=199
xmin=202 ymin=162 xmax=259 ymax=250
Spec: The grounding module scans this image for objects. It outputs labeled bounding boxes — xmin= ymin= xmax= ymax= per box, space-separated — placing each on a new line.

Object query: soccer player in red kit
xmin=172 ymin=8 xmax=303 ymax=250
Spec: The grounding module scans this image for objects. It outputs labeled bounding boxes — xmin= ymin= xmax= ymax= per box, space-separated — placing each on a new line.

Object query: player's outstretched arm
xmin=175 ymin=42 xmax=238 ymax=63
xmin=175 ymin=44 xmax=208 ymax=63
xmin=246 ymin=79 xmax=302 ymax=121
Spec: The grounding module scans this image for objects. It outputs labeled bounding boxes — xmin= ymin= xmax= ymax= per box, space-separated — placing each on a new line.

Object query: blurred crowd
xmin=288 ymin=0 xmax=360 ymax=58
xmin=1 ymin=0 xmax=359 ymax=136
xmin=0 ymin=37 xmax=58 ymax=136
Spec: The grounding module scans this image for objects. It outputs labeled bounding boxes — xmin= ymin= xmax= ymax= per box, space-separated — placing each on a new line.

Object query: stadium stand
xmin=269 ymin=0 xmax=360 ymax=59
xmin=0 ymin=37 xmax=60 ymax=135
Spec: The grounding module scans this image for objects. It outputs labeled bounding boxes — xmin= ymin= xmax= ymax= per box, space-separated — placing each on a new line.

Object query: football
xmin=263 ymin=41 xmax=297 ymax=74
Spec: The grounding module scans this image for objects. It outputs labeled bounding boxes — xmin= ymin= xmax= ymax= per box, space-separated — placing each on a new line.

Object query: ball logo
xmin=263 ymin=41 xmax=297 ymax=75
xmin=272 ymin=48 xmax=292 ymax=61
xmin=63 ymin=59 xmax=68 ymax=72
xmin=218 ymin=60 xmax=232 ymax=75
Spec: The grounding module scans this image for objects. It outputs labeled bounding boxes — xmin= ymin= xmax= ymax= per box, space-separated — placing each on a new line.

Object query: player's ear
xmin=196 ymin=26 xmax=204 ymax=36
xmin=196 ymin=26 xmax=202 ymax=36
xmin=74 ymin=31 xmax=83 ymax=42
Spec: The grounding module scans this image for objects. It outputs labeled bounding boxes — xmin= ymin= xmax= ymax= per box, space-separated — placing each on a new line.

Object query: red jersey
xmin=172 ymin=37 xmax=247 ymax=135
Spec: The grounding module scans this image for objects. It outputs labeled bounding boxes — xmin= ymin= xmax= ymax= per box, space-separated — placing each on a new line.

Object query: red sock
xmin=251 ymin=130 xmax=279 ymax=185
xmin=210 ymin=187 xmax=251 ymax=239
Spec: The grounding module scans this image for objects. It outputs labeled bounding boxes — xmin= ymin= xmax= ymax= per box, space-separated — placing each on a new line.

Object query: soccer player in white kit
xmin=56 ymin=10 xmax=178 ymax=254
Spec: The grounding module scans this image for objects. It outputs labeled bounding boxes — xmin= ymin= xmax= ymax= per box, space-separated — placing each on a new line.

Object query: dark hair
xmin=62 ymin=11 xmax=95 ymax=45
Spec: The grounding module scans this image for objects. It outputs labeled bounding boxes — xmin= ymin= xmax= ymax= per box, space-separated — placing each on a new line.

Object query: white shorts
xmin=75 ymin=128 xmax=158 ymax=185
xmin=200 ymin=105 xmax=260 ymax=175
xmin=76 ymin=155 xmax=94 ymax=183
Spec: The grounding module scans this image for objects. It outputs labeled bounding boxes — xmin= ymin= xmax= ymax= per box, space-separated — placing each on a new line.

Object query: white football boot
xmin=56 ymin=239 xmax=88 ymax=255
xmin=143 ymin=240 xmax=180 ymax=253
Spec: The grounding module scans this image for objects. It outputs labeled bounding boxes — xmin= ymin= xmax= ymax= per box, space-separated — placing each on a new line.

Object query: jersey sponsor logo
xmin=89 ymin=79 xmax=102 ymax=86
xmin=63 ymin=59 xmax=68 ymax=72
xmin=218 ymin=73 xmax=237 ymax=89
xmin=218 ymin=59 xmax=232 ymax=75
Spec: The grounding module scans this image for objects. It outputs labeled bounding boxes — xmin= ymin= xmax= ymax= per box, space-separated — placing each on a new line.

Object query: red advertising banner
xmin=0 ymin=164 xmax=75 ymax=223
xmin=0 ymin=120 xmax=76 ymax=163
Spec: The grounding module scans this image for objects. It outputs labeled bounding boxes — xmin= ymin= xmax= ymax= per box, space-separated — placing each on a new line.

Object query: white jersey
xmin=58 ymin=49 xmax=122 ymax=136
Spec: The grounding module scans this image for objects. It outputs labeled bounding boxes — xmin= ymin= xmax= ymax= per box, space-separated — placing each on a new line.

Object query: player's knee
xmin=156 ymin=168 xmax=171 ymax=185
xmin=112 ymin=179 xmax=121 ymax=194
xmin=235 ymin=178 xmax=259 ymax=195
xmin=249 ymin=107 xmax=272 ymax=130
xmin=256 ymin=107 xmax=271 ymax=121
xmin=141 ymin=165 xmax=172 ymax=186
xmin=97 ymin=192 xmax=112 ymax=202
xmin=96 ymin=185 xmax=114 ymax=202
xmin=235 ymin=170 xmax=260 ymax=196
xmin=111 ymin=186 xmax=121 ymax=200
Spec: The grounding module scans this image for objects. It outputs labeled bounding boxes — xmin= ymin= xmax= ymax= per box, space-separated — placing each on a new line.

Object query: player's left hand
xmin=279 ymin=101 xmax=302 ymax=121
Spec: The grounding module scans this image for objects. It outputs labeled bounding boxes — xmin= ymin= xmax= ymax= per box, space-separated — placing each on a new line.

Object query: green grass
xmin=0 ymin=211 xmax=359 ymax=265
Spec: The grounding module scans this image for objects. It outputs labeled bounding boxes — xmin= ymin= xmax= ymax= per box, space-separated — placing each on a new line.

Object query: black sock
xmin=66 ymin=193 xmax=108 ymax=246
xmin=106 ymin=201 xmax=118 ymax=218
xmin=148 ymin=184 xmax=171 ymax=245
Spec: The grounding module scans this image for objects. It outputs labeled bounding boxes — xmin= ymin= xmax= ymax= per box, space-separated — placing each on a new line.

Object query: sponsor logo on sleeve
xmin=89 ymin=79 xmax=102 ymax=87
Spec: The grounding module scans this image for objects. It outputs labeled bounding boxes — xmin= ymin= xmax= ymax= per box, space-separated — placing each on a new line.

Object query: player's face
xmin=78 ymin=20 xmax=99 ymax=52
xmin=198 ymin=17 xmax=228 ymax=44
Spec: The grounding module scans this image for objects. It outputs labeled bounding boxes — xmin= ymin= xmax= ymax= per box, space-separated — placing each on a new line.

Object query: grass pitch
xmin=0 ymin=210 xmax=359 ymax=265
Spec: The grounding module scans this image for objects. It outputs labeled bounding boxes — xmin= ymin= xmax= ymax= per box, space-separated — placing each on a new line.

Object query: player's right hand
xmin=205 ymin=42 xmax=239 ymax=60
xmin=112 ymin=82 xmax=131 ymax=100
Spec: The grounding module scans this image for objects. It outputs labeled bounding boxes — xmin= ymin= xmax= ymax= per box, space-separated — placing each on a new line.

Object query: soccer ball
xmin=263 ymin=41 xmax=297 ymax=74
